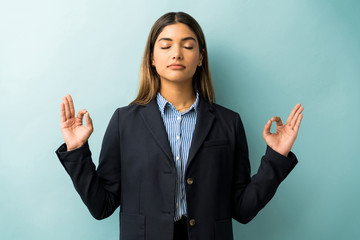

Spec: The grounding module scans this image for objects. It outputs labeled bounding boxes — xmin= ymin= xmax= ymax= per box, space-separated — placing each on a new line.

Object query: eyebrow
xmin=158 ymin=37 xmax=197 ymax=42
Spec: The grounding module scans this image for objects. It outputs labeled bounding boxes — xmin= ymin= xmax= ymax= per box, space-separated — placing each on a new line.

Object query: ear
xmin=151 ymin=54 xmax=155 ymax=66
xmin=198 ymin=49 xmax=204 ymax=67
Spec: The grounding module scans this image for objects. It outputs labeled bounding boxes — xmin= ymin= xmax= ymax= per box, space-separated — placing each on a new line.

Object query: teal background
xmin=1 ymin=0 xmax=359 ymax=239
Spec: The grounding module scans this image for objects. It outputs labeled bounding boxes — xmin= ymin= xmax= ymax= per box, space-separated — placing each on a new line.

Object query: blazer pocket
xmin=214 ymin=218 xmax=233 ymax=240
xmin=203 ymin=139 xmax=228 ymax=148
xmin=120 ymin=212 xmax=145 ymax=240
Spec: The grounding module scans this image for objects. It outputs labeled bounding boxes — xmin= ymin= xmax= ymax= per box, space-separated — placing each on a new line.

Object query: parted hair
xmin=130 ymin=12 xmax=215 ymax=105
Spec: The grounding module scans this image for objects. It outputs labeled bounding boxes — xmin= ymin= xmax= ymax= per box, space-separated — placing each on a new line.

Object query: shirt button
xmin=176 ymin=203 xmax=179 ymax=208
xmin=189 ymin=219 xmax=196 ymax=227
xmin=177 ymin=116 xmax=181 ymax=120
xmin=176 ymin=135 xmax=180 ymax=140
xmin=187 ymin=178 xmax=193 ymax=185
xmin=176 ymin=156 xmax=179 ymax=160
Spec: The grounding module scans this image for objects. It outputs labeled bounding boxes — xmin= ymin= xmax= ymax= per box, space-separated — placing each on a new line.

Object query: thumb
xmin=263 ymin=120 xmax=272 ymax=139
xmin=84 ymin=112 xmax=93 ymax=131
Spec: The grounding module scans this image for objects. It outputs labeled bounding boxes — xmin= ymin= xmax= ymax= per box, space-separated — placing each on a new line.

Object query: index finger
xmin=270 ymin=116 xmax=283 ymax=126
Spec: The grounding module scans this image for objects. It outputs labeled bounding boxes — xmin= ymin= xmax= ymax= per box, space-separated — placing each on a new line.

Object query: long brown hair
xmin=130 ymin=12 xmax=215 ymax=105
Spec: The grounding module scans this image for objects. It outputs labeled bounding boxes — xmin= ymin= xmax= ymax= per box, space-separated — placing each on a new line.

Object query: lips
xmin=168 ymin=63 xmax=185 ymax=70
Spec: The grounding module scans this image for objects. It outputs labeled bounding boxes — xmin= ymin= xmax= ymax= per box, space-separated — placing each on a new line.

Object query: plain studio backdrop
xmin=0 ymin=0 xmax=359 ymax=239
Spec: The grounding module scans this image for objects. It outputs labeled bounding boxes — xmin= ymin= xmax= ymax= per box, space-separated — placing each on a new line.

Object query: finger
xmin=84 ymin=112 xmax=93 ymax=130
xmin=77 ymin=109 xmax=87 ymax=124
xmin=271 ymin=116 xmax=283 ymax=126
xmin=290 ymin=106 xmax=304 ymax=127
xmin=66 ymin=94 xmax=75 ymax=117
xmin=294 ymin=113 xmax=303 ymax=132
xmin=286 ymin=103 xmax=301 ymax=125
xmin=60 ymin=102 xmax=66 ymax=122
xmin=263 ymin=120 xmax=272 ymax=138
xmin=63 ymin=96 xmax=71 ymax=120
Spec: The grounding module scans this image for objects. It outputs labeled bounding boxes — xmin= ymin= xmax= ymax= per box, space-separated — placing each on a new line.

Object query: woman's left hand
xmin=263 ymin=104 xmax=304 ymax=157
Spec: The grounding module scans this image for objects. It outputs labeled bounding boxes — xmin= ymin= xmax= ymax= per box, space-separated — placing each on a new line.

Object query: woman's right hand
xmin=60 ymin=94 xmax=94 ymax=151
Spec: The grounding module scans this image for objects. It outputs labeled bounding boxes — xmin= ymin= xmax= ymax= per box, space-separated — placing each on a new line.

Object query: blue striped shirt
xmin=156 ymin=92 xmax=199 ymax=221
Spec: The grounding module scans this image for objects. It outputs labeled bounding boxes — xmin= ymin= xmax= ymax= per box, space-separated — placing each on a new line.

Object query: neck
xmin=159 ymin=79 xmax=196 ymax=113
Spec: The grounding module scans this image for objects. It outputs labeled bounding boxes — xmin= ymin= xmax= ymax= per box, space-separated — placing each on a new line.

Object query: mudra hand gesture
xmin=263 ymin=104 xmax=304 ymax=157
xmin=60 ymin=94 xmax=94 ymax=151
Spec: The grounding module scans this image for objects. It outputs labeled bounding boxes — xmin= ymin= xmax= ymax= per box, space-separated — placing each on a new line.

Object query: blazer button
xmin=189 ymin=219 xmax=196 ymax=227
xmin=187 ymin=178 xmax=193 ymax=185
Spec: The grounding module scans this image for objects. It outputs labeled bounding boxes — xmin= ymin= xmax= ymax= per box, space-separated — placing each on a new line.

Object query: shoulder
xmin=207 ymin=101 xmax=241 ymax=121
xmin=117 ymin=103 xmax=143 ymax=113
xmin=110 ymin=103 xmax=146 ymax=120
xmin=212 ymin=102 xmax=238 ymax=116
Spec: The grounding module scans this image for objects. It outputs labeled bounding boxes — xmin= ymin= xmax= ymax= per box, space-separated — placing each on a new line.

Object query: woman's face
xmin=152 ymin=23 xmax=203 ymax=86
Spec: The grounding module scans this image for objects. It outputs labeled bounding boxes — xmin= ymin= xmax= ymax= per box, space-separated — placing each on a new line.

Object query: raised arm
xmin=56 ymin=95 xmax=121 ymax=220
xmin=232 ymin=104 xmax=303 ymax=223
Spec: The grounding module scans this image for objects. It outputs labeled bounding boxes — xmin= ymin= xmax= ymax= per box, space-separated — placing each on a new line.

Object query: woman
xmin=56 ymin=12 xmax=303 ymax=240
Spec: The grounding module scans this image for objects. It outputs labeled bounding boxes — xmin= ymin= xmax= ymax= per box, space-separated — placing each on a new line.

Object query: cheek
xmin=153 ymin=52 xmax=166 ymax=68
xmin=188 ymin=53 xmax=200 ymax=69
xmin=154 ymin=57 xmax=166 ymax=70
xmin=153 ymin=53 xmax=166 ymax=75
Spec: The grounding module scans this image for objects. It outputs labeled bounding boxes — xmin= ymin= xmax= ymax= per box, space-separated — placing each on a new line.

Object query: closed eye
xmin=160 ymin=46 xmax=194 ymax=50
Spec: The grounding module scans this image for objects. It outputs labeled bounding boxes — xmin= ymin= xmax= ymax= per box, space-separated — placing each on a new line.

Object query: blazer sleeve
xmin=55 ymin=109 xmax=121 ymax=220
xmin=232 ymin=113 xmax=298 ymax=224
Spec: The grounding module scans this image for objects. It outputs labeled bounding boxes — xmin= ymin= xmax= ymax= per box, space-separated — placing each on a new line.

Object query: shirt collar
xmin=156 ymin=91 xmax=199 ymax=115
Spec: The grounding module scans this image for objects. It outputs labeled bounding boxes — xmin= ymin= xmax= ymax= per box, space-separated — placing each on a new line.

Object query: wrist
xmin=278 ymin=150 xmax=289 ymax=157
xmin=66 ymin=143 xmax=84 ymax=151
xmin=270 ymin=146 xmax=289 ymax=157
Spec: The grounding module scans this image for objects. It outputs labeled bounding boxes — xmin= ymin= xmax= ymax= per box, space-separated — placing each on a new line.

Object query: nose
xmin=172 ymin=45 xmax=183 ymax=60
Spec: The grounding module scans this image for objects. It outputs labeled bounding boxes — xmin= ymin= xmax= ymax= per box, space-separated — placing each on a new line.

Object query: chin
xmin=162 ymin=77 xmax=193 ymax=84
xmin=159 ymin=73 xmax=191 ymax=82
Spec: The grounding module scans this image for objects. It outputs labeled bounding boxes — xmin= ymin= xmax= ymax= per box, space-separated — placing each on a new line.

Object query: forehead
xmin=157 ymin=23 xmax=197 ymax=41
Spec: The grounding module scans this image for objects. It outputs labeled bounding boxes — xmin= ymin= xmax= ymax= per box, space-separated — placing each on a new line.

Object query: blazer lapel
xmin=140 ymin=99 xmax=174 ymax=166
xmin=186 ymin=97 xmax=215 ymax=170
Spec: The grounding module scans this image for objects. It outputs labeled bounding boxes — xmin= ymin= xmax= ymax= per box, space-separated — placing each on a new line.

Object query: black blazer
xmin=56 ymin=97 xmax=298 ymax=240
